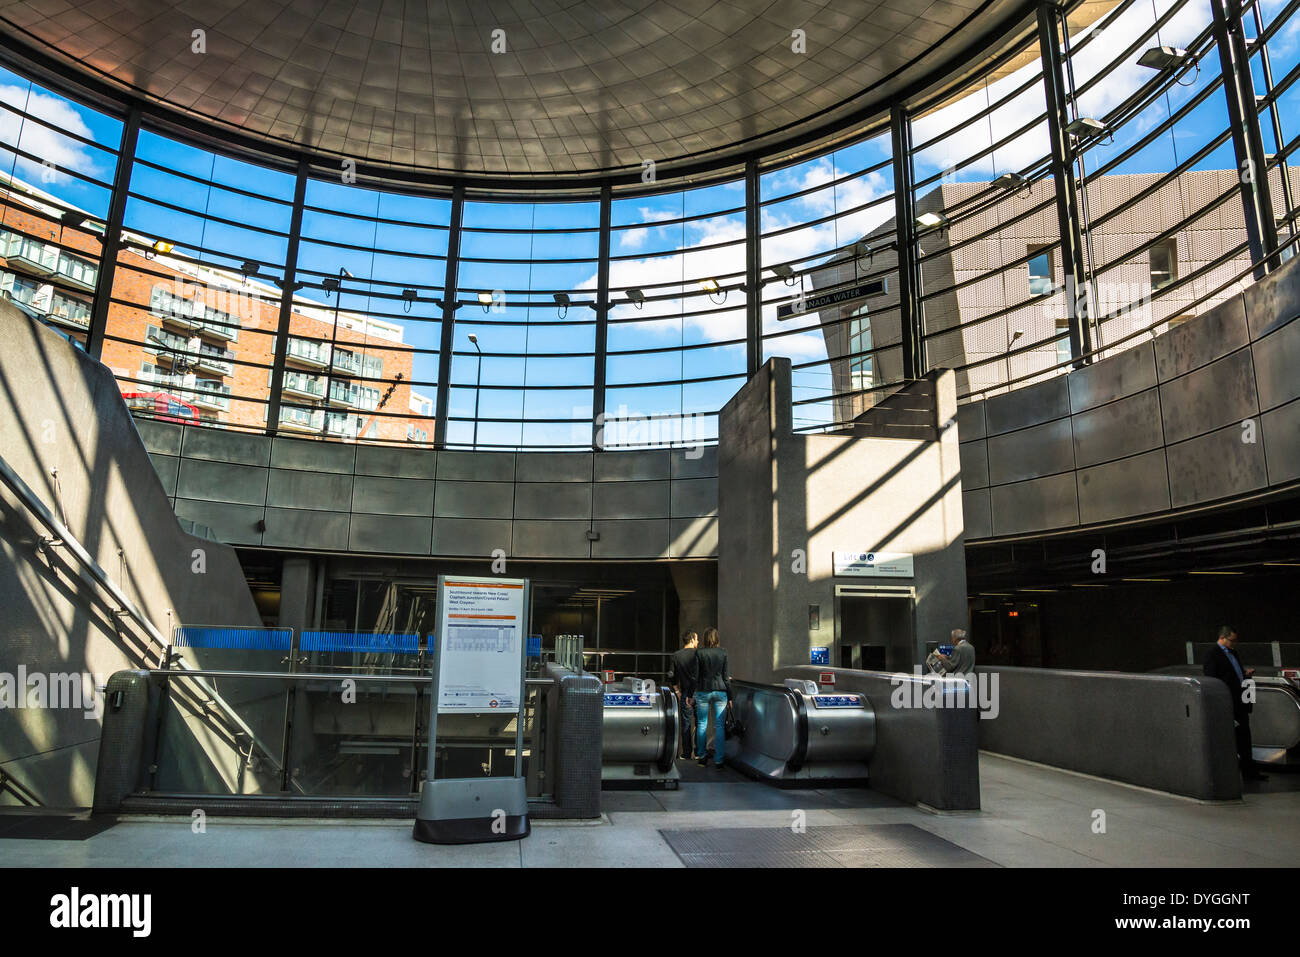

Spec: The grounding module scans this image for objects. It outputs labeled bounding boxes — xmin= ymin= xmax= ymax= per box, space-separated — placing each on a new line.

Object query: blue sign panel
xmin=938 ymin=645 xmax=954 ymax=656
xmin=812 ymin=694 xmax=862 ymax=708
xmin=603 ymin=693 xmax=653 ymax=708
xmin=527 ymin=634 xmax=542 ymax=657
xmin=810 ymin=647 xmax=830 ymax=665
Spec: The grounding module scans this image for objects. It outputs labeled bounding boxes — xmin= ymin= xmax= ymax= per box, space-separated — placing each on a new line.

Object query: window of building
xmin=1150 ymin=239 xmax=1177 ymax=290
xmin=1028 ymin=245 xmax=1053 ymax=295
xmin=1055 ymin=318 xmax=1071 ymax=367
xmin=847 ymin=309 xmax=873 ymax=392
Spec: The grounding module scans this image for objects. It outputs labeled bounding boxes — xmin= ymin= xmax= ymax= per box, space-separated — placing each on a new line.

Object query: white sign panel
xmin=435 ymin=577 xmax=526 ymax=714
xmin=833 ymin=550 xmax=915 ymax=578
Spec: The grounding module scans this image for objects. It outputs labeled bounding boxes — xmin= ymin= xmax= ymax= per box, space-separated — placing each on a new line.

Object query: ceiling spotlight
xmin=1064 ymin=116 xmax=1109 ymax=139
xmin=771 ymin=264 xmax=796 ymax=284
xmin=994 ymin=172 xmax=1028 ymax=191
xmin=915 ymin=211 xmax=948 ymax=231
xmin=1138 ymin=46 xmax=1189 ymax=71
xmin=626 ymin=287 xmax=645 ymax=309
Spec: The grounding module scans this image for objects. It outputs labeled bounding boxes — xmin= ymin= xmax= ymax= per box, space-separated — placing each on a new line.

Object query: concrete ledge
xmin=779 ymin=666 xmax=981 ymax=811
xmin=975 ymin=666 xmax=1242 ymax=800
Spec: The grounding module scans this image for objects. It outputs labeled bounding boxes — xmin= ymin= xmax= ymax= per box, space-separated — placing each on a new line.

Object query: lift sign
xmin=812 ymin=694 xmax=861 ymax=708
xmin=604 ymin=693 xmax=653 ymax=707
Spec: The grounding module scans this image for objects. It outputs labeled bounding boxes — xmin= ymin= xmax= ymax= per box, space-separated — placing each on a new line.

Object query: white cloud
xmin=0 ymin=84 xmax=105 ymax=183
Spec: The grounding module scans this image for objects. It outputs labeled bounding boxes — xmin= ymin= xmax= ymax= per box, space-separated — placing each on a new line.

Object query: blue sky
xmin=1 ymin=0 xmax=1296 ymax=445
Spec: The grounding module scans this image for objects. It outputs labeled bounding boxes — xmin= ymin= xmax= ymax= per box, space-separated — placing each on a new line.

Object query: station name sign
xmin=832 ymin=550 xmax=914 ymax=578
xmin=777 ymin=278 xmax=888 ymax=320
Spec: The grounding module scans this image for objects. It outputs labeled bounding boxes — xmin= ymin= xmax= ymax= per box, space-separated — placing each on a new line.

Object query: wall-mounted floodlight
xmin=1064 ymin=117 xmax=1109 ymax=139
xmin=699 ymin=277 xmax=727 ymax=304
xmin=478 ymin=291 xmax=494 ymax=312
xmin=152 ymin=240 xmax=174 ymax=254
xmin=240 ymin=260 xmax=260 ymax=276
xmin=402 ymin=288 xmax=418 ymax=313
xmin=322 ymin=277 xmax=340 ymax=293
xmin=554 ymin=292 xmax=571 ymax=318
xmin=853 ymin=239 xmax=872 ymax=261
xmin=915 ymin=211 xmax=948 ymax=231
xmin=771 ymin=264 xmax=796 ymax=285
xmin=994 ymin=172 xmax=1028 ymax=191
xmin=626 ymin=288 xmax=645 ymax=309
xmin=60 ymin=211 xmax=88 ymax=228
xmin=1137 ymin=46 xmax=1189 ymax=71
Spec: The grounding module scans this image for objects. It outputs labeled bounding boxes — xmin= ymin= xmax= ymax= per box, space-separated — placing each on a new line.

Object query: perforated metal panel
xmin=659 ymin=824 xmax=997 ymax=868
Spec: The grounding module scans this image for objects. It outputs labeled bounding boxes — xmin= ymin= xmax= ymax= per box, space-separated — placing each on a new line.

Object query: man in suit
xmin=1203 ymin=625 xmax=1268 ymax=781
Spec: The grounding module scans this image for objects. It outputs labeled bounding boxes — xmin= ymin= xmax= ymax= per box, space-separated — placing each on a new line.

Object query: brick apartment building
xmin=0 ymin=172 xmax=433 ymax=445
xmin=807 ymin=168 xmax=1300 ymax=422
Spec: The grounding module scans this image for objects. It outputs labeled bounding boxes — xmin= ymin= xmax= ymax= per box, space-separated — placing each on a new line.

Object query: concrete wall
xmin=138 ymin=421 xmax=717 ymax=561
xmin=960 ymin=253 xmax=1300 ymax=540
xmin=0 ymin=305 xmax=261 ymax=806
xmin=719 ymin=359 xmax=968 ymax=682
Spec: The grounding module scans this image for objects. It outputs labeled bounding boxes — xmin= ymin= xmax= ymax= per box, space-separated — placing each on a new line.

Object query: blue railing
xmin=299 ymin=631 xmax=421 ymax=655
xmin=172 ymin=625 xmax=293 ymax=650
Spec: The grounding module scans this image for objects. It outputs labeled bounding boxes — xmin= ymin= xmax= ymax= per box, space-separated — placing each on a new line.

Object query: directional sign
xmin=777 ymin=278 xmax=888 ymax=320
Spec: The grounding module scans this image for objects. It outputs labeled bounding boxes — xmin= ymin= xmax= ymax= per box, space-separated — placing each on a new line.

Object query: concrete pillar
xmin=670 ymin=562 xmax=718 ymax=640
xmin=279 ymin=556 xmax=317 ymax=633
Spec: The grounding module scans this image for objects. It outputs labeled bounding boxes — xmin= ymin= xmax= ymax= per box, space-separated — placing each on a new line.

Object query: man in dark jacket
xmin=1203 ymin=625 xmax=1268 ymax=781
xmin=669 ymin=631 xmax=698 ymax=760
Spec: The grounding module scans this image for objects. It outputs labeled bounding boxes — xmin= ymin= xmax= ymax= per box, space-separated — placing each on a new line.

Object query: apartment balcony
xmin=327 ymin=381 xmax=357 ymax=407
xmin=281 ymin=370 xmax=326 ymax=400
xmin=331 ymin=350 xmax=364 ymax=376
xmin=45 ymin=309 xmax=91 ymax=331
xmin=190 ymin=382 xmax=232 ymax=412
xmin=199 ymin=316 xmax=240 ymax=342
xmin=278 ymin=406 xmax=324 ymax=433
xmin=285 ymin=338 xmax=330 ymax=368
xmin=55 ymin=262 xmax=97 ymax=291
xmin=5 ymin=241 xmax=58 ymax=276
xmin=193 ymin=349 xmax=235 ymax=376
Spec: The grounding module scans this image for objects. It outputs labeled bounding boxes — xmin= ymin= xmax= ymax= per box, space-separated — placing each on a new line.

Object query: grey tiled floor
xmin=4 ymin=754 xmax=1296 ymax=867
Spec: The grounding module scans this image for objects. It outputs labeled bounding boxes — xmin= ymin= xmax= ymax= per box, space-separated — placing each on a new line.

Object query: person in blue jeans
xmin=692 ymin=627 xmax=733 ymax=770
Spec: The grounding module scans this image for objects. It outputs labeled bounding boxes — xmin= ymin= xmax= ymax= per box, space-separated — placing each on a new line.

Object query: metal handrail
xmin=151 ymin=668 xmax=552 ymax=685
xmin=0 ymin=450 xmax=167 ymax=655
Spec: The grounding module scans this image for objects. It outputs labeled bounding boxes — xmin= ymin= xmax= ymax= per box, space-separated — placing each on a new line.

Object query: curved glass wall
xmin=0 ymin=63 xmax=120 ymax=352
xmin=2 ymin=0 xmax=1297 ymax=448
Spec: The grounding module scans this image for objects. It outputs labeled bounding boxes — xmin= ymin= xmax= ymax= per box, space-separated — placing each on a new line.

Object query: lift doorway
xmin=834 ymin=585 xmax=916 ymax=673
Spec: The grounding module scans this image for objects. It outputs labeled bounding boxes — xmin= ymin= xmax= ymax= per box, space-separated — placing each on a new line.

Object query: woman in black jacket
xmin=692 ymin=627 xmax=733 ymax=769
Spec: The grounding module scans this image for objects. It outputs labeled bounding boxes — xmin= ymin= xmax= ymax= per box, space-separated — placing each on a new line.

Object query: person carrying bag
xmin=692 ymin=627 xmax=734 ymax=770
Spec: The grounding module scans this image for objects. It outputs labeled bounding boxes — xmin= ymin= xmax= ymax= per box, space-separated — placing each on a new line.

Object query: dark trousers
xmin=1234 ymin=713 xmax=1257 ymax=774
xmin=679 ymin=698 xmax=696 ymax=758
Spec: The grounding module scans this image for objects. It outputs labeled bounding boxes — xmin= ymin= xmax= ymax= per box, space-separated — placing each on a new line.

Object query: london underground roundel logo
xmin=489 ymin=699 xmax=499 ymax=708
